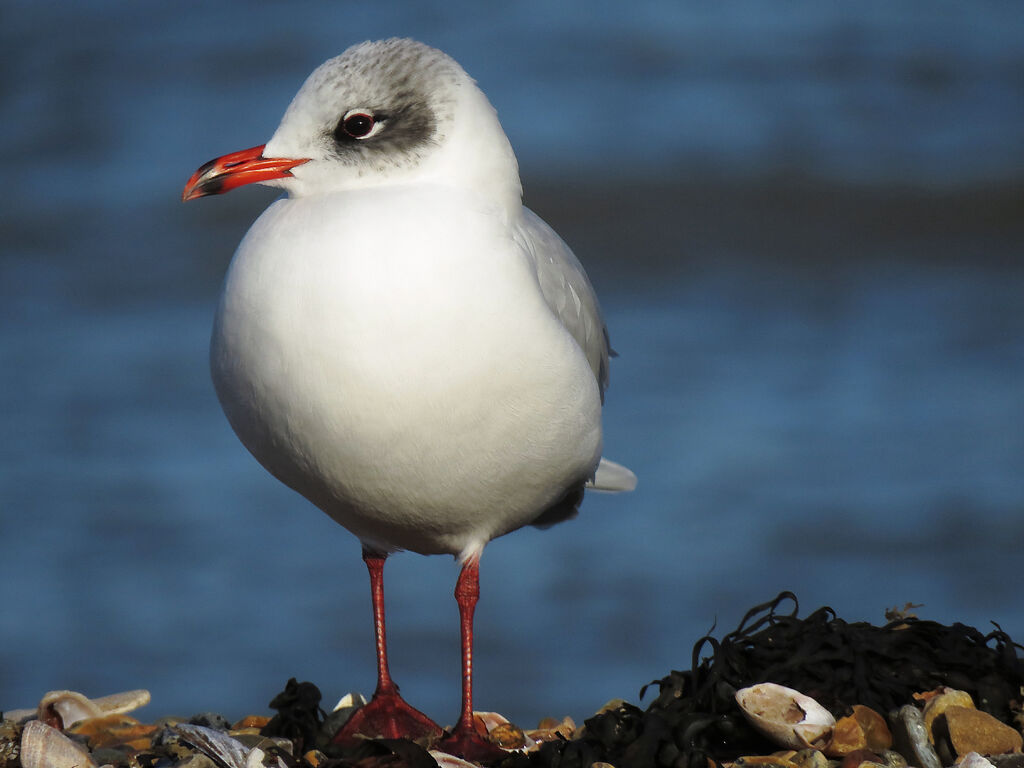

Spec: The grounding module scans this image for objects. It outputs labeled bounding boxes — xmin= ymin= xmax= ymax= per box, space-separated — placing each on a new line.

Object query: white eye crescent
xmin=340 ymin=109 xmax=384 ymax=140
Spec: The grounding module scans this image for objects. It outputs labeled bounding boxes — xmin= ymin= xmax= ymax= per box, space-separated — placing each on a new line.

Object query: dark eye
xmin=339 ymin=112 xmax=375 ymax=139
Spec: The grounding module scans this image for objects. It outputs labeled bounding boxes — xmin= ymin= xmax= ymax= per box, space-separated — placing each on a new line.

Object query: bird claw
xmin=330 ymin=690 xmax=443 ymax=745
xmin=434 ymin=727 xmax=508 ymax=764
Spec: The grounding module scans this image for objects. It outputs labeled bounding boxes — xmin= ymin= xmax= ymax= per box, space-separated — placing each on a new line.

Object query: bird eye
xmin=337 ymin=111 xmax=379 ymax=140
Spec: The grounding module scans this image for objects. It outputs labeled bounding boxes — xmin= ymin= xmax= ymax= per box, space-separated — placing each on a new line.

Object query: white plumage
xmin=184 ymin=37 xmax=634 ymax=755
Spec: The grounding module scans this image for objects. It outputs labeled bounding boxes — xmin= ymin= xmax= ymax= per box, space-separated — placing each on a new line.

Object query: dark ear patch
xmin=329 ymin=99 xmax=437 ymax=161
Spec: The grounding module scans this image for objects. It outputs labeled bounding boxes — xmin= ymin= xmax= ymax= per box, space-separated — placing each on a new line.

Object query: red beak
xmin=182 ymin=144 xmax=309 ymax=202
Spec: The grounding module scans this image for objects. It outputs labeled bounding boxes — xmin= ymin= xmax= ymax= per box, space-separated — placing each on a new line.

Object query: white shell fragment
xmin=20 ymin=720 xmax=98 ymax=768
xmin=331 ymin=691 xmax=368 ymax=711
xmin=735 ymin=682 xmax=836 ymax=749
xmin=39 ymin=689 xmax=151 ymax=728
xmin=429 ymin=750 xmax=482 ymax=768
xmin=958 ymin=754 xmax=997 ymax=768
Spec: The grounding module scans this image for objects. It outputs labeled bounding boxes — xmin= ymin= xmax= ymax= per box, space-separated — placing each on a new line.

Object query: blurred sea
xmin=2 ymin=2 xmax=1023 ymax=727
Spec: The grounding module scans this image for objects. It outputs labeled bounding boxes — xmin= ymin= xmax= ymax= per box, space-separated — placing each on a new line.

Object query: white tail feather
xmin=587 ymin=458 xmax=637 ymax=492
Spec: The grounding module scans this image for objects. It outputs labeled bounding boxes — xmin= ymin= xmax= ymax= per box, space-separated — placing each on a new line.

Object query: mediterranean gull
xmin=182 ymin=37 xmax=636 ymax=760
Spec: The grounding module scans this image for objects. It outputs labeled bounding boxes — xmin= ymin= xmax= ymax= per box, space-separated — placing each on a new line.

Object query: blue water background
xmin=2 ymin=2 xmax=1023 ymax=726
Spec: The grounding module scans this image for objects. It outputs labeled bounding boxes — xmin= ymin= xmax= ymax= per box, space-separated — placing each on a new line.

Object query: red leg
xmin=435 ymin=557 xmax=506 ymax=762
xmin=332 ymin=550 xmax=442 ymax=745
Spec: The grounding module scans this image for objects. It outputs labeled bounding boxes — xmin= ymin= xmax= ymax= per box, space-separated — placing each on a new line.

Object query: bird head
xmin=183 ymin=38 xmax=521 ymax=208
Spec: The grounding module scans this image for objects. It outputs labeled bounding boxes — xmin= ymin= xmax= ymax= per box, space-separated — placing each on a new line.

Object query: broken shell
xmin=735 ymin=683 xmax=836 ymax=750
xmin=527 ymin=715 xmax=577 ymax=745
xmin=957 ymin=753 xmax=997 ymax=768
xmin=2 ymin=707 xmax=36 ymax=724
xmin=38 ymin=689 xmax=150 ymax=730
xmin=20 ymin=720 xmax=98 ymax=768
xmin=429 ymin=750 xmax=481 ymax=768
xmin=331 ymin=692 xmax=367 ymax=712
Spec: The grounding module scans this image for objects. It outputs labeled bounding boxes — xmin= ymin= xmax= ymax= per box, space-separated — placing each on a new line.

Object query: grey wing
xmin=517 ymin=207 xmax=612 ymax=399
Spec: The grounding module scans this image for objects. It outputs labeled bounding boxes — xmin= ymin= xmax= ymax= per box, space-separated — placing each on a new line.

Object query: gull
xmin=183 ymin=38 xmax=635 ymax=761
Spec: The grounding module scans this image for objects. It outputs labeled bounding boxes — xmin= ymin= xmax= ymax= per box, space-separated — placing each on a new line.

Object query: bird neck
xmin=422 ymin=83 xmax=523 ymax=216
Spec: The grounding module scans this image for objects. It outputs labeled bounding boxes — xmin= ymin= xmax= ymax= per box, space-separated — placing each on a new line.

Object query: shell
xmin=2 ymin=708 xmax=36 ymax=724
xmin=735 ymin=683 xmax=836 ymax=750
xmin=526 ymin=715 xmax=577 ymax=746
xmin=175 ymin=723 xmax=250 ymax=768
xmin=429 ymin=750 xmax=482 ymax=768
xmin=331 ymin=692 xmax=368 ymax=712
xmin=20 ymin=720 xmax=98 ymax=768
xmin=958 ymin=753 xmax=997 ymax=768
xmin=38 ymin=689 xmax=150 ymax=729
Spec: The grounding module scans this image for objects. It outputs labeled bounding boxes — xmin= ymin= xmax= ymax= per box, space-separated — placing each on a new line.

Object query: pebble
xmin=936 ymin=706 xmax=1023 ymax=762
xmin=921 ymin=688 xmax=976 ymax=738
xmin=889 ymin=705 xmax=942 ymax=768
xmin=0 ymin=720 xmax=21 ymax=767
xmin=175 ymin=755 xmax=218 ymax=768
xmin=187 ymin=712 xmax=232 ymax=730
xmin=790 ymin=748 xmax=830 ymax=768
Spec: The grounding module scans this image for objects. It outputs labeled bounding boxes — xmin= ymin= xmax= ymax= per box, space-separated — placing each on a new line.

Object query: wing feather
xmin=516 ymin=207 xmax=611 ymax=399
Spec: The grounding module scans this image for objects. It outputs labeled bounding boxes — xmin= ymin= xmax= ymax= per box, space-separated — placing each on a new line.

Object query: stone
xmin=936 ymin=706 xmax=1023 ymax=760
xmin=791 ymin=748 xmax=830 ymax=768
xmin=852 ymin=706 xmax=893 ymax=753
xmin=829 ymin=714 xmax=869 ymax=755
xmin=733 ymin=755 xmax=799 ymax=768
xmin=0 ymin=720 xmax=21 ymax=768
xmin=840 ymin=749 xmax=882 ymax=768
xmin=188 ymin=713 xmax=231 ymax=730
xmin=889 ymin=705 xmax=942 ymax=768
xmin=175 ymin=755 xmax=218 ymax=768
xmin=232 ymin=715 xmax=271 ymax=730
xmin=488 ymin=721 xmax=527 ymax=750
xmin=68 ymin=714 xmax=158 ymax=750
xmin=876 ymin=750 xmax=908 ymax=768
xmin=921 ymin=689 xmax=975 ymax=741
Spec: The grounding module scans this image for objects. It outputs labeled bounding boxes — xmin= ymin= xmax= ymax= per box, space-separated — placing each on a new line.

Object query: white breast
xmin=211 ymin=186 xmax=603 ymax=557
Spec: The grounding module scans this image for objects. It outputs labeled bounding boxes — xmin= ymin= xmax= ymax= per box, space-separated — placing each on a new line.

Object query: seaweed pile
xmin=513 ymin=592 xmax=1024 ymax=768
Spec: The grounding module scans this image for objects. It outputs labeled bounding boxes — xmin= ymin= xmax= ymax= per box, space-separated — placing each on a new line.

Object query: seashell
xmin=2 ymin=707 xmax=36 ymax=724
xmin=527 ymin=715 xmax=576 ymax=745
xmin=957 ymin=753 xmax=997 ymax=768
xmin=175 ymin=723 xmax=250 ymax=768
xmin=331 ymin=692 xmax=367 ymax=712
xmin=735 ymin=683 xmax=836 ymax=750
xmin=20 ymin=720 xmax=98 ymax=768
xmin=429 ymin=750 xmax=482 ymax=768
xmin=244 ymin=746 xmax=289 ymax=768
xmin=38 ymin=689 xmax=150 ymax=730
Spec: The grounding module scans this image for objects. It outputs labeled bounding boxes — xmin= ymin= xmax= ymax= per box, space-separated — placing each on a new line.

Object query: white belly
xmin=211 ymin=188 xmax=603 ymax=557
